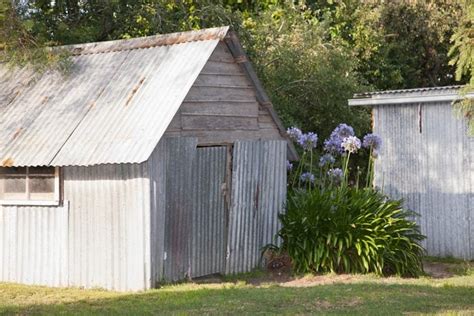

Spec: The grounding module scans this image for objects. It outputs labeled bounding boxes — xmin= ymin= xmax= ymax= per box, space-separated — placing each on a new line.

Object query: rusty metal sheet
xmin=226 ymin=140 xmax=287 ymax=274
xmin=0 ymin=27 xmax=227 ymax=167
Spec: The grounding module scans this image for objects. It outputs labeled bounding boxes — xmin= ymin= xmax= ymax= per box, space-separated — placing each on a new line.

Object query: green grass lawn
xmin=0 ymin=260 xmax=473 ymax=315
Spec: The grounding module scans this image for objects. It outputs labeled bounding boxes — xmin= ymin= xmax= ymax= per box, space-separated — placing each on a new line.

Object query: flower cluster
xmin=323 ymin=123 xmax=355 ymax=154
xmin=341 ymin=136 xmax=361 ymax=154
xmin=287 ymin=127 xmax=318 ymax=151
xmin=297 ymin=132 xmax=318 ymax=150
xmin=300 ymin=172 xmax=315 ymax=183
xmin=362 ymin=133 xmax=382 ymax=158
xmin=287 ymin=127 xmax=303 ymax=142
xmin=327 ymin=168 xmax=343 ymax=183
xmin=333 ymin=123 xmax=355 ymax=139
xmin=319 ymin=153 xmax=335 ymax=167
xmin=286 ymin=123 xmax=383 ymax=190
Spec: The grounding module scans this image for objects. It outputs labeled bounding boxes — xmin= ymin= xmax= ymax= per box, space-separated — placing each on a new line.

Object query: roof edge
xmin=56 ymin=26 xmax=230 ymax=56
xmin=349 ymin=87 xmax=474 ymax=106
xmin=223 ymin=31 xmax=299 ymax=161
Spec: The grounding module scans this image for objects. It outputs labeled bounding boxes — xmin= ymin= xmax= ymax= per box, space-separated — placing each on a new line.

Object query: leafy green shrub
xmin=279 ymin=187 xmax=425 ymax=277
xmin=277 ymin=124 xmax=426 ymax=277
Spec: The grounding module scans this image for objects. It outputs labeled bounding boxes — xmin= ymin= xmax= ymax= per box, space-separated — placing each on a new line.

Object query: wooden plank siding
xmin=164 ymin=41 xmax=283 ymax=145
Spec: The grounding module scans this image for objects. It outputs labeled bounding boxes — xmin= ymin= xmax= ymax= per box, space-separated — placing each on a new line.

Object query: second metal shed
xmin=349 ymin=86 xmax=473 ymax=259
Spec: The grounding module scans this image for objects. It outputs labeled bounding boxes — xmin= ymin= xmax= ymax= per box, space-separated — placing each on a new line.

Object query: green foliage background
xmin=0 ymin=0 xmax=471 ymax=138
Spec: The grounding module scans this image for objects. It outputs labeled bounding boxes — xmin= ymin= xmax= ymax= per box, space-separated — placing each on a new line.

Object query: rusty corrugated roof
xmin=348 ymin=85 xmax=473 ymax=106
xmin=353 ymin=85 xmax=463 ymax=98
xmin=0 ymin=27 xmax=228 ymax=167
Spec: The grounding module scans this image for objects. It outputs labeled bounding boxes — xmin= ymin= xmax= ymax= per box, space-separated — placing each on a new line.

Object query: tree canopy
xmin=0 ymin=0 xmax=471 ymax=138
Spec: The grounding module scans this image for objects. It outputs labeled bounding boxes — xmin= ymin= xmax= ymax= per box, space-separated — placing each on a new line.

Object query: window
xmin=0 ymin=167 xmax=60 ymax=205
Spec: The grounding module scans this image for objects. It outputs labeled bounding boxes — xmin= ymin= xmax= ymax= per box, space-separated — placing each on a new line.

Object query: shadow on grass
xmin=2 ymin=282 xmax=473 ymax=315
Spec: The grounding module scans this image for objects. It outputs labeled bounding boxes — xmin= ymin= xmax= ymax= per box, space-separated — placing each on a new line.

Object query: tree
xmin=2 ymin=0 xmax=466 ymax=137
xmin=242 ymin=2 xmax=370 ymax=140
xmin=0 ymin=0 xmax=69 ymax=71
xmin=449 ymin=0 xmax=474 ymax=134
xmin=312 ymin=1 xmax=463 ymax=90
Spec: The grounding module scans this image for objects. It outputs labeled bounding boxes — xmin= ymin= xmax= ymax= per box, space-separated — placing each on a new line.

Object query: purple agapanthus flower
xmin=341 ymin=136 xmax=361 ymax=154
xmin=297 ymin=132 xmax=318 ymax=150
xmin=300 ymin=172 xmax=315 ymax=183
xmin=323 ymin=137 xmax=343 ymax=154
xmin=324 ymin=123 xmax=355 ymax=154
xmin=327 ymin=168 xmax=343 ymax=183
xmin=333 ymin=123 xmax=355 ymax=139
xmin=319 ymin=153 xmax=335 ymax=167
xmin=287 ymin=127 xmax=303 ymax=142
xmin=286 ymin=160 xmax=293 ymax=171
xmin=362 ymin=133 xmax=382 ymax=152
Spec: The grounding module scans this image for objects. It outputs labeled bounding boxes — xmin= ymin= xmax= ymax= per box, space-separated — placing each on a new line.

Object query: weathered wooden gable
xmin=165 ymin=42 xmax=282 ymax=145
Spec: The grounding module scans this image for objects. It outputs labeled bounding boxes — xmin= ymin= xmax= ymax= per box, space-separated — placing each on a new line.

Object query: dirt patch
xmin=193 ymin=260 xmax=471 ymax=287
xmin=423 ymin=261 xmax=457 ymax=278
xmin=280 ymin=274 xmax=359 ymax=287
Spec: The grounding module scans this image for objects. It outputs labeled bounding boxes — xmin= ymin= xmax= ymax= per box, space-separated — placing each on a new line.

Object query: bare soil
xmin=423 ymin=261 xmax=454 ymax=278
xmin=194 ymin=260 xmax=471 ymax=287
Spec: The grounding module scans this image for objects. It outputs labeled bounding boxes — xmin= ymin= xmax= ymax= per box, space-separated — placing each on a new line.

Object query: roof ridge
xmin=354 ymin=85 xmax=464 ymax=98
xmin=53 ymin=26 xmax=230 ymax=56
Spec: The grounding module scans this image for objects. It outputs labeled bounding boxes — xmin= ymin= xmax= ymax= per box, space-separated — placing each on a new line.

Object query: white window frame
xmin=0 ymin=167 xmax=61 ymax=206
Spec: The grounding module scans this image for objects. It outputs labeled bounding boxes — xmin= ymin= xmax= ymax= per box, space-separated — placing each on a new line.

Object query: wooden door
xmin=190 ymin=146 xmax=228 ymax=278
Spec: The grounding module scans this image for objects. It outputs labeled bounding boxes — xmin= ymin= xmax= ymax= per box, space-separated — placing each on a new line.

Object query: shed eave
xmin=349 ymin=92 xmax=474 ymax=106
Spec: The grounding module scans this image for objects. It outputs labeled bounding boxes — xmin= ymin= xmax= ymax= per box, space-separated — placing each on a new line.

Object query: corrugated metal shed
xmin=0 ymin=27 xmax=228 ymax=167
xmin=349 ymin=86 xmax=473 ymax=259
xmin=0 ymin=26 xmax=291 ymax=291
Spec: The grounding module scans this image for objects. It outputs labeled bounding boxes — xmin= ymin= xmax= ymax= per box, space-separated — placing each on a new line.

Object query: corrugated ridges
xmin=373 ymin=101 xmax=473 ymax=259
xmin=64 ymin=163 xmax=151 ymax=291
xmin=226 ymin=140 xmax=287 ymax=274
xmin=354 ymin=85 xmax=463 ymax=98
xmin=0 ymin=29 xmax=222 ymax=167
xmin=191 ymin=146 xmax=227 ymax=278
xmin=161 ymin=137 xmax=197 ymax=282
xmin=64 ymin=26 xmax=229 ymax=55
xmin=0 ymin=204 xmax=69 ymax=287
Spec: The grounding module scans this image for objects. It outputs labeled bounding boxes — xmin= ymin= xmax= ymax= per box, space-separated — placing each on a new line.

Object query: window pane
xmin=30 ymin=177 xmax=55 ymax=193
xmin=1 ymin=176 xmax=27 ymax=200
xmin=29 ymin=167 xmax=55 ymax=175
xmin=4 ymin=177 xmax=26 ymax=193
xmin=0 ymin=167 xmax=27 ymax=175
xmin=29 ymin=176 xmax=55 ymax=200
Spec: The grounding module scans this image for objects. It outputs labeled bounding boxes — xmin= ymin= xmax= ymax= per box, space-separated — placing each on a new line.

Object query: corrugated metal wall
xmin=149 ymin=138 xmax=286 ymax=280
xmin=190 ymin=146 xmax=227 ymax=278
xmin=259 ymin=140 xmax=287 ymax=247
xmin=0 ymin=137 xmax=287 ymax=290
xmin=0 ymin=164 xmax=152 ymax=291
xmin=63 ymin=163 xmax=152 ymax=291
xmin=147 ymin=139 xmax=167 ymax=286
xmin=373 ymin=102 xmax=473 ymax=259
xmin=226 ymin=140 xmax=287 ymax=274
xmin=148 ymin=137 xmax=199 ymax=283
xmin=0 ymin=204 xmax=69 ymax=287
xmin=161 ymin=138 xmax=197 ymax=282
